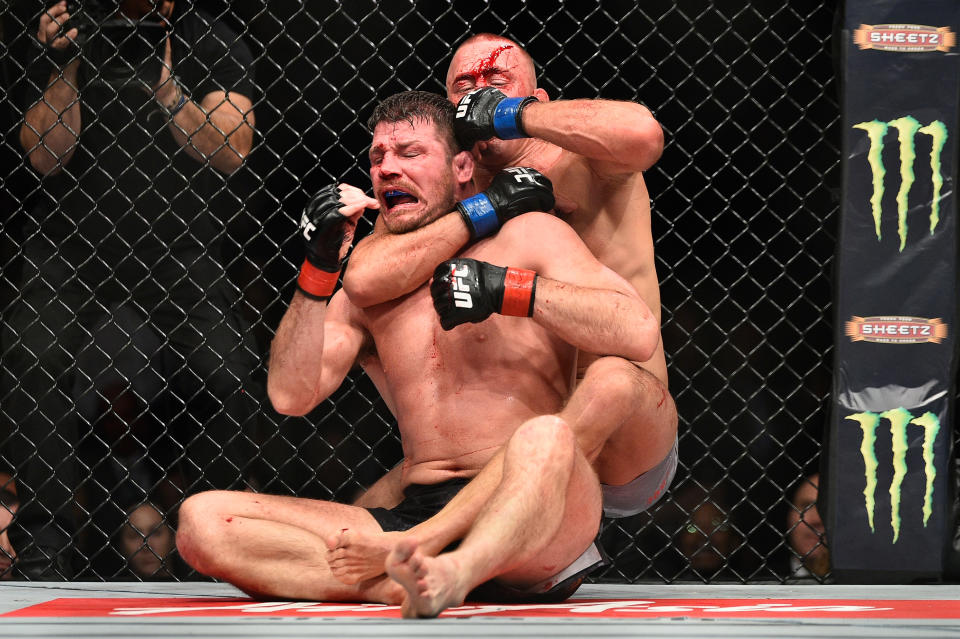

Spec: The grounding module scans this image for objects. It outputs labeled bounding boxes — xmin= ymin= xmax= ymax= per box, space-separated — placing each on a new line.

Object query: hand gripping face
xmin=454 ymin=87 xmax=540 ymax=149
xmin=297 ymin=185 xmax=351 ymax=300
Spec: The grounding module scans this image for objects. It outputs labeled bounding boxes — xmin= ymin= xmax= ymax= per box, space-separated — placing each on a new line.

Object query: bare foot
xmin=359 ymin=574 xmax=406 ymax=606
xmin=385 ymin=538 xmax=470 ymax=619
xmin=325 ymin=528 xmax=402 ymax=585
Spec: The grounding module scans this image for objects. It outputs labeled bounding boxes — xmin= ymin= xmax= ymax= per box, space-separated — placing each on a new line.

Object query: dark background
xmin=0 ymin=0 xmax=842 ymax=581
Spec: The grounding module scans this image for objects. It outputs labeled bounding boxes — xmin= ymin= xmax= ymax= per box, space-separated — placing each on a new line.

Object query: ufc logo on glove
xmin=456 ymin=94 xmax=472 ymax=118
xmin=300 ymin=212 xmax=317 ymax=241
xmin=452 ymin=264 xmax=474 ymax=308
xmin=505 ymin=167 xmax=541 ymax=184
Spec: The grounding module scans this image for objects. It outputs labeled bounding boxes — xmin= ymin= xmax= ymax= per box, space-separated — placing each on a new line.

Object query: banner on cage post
xmin=827 ymin=0 xmax=959 ymax=583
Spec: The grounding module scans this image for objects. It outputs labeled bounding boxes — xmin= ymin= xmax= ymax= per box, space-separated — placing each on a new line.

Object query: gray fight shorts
xmin=601 ymin=438 xmax=679 ymax=518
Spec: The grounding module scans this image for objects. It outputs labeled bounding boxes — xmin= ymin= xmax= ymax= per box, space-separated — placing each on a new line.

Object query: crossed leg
xmin=566 ymin=356 xmax=677 ymax=486
xmin=176 ymin=490 xmax=404 ymax=603
xmin=326 ymin=356 xmax=677 ymax=584
xmin=384 ymin=414 xmax=601 ymax=618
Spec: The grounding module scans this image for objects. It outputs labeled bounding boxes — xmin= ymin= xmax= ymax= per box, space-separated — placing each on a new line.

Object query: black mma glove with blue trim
xmin=454 ymin=87 xmax=539 ymax=149
xmin=455 ymin=167 xmax=555 ymax=240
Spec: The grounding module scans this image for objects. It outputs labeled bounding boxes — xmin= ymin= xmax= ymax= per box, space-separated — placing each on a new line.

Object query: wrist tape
xmin=501 ymin=267 xmax=537 ymax=317
xmin=160 ymin=80 xmax=188 ymax=119
xmin=493 ymin=96 xmax=537 ymax=139
xmin=457 ymin=193 xmax=499 ymax=239
xmin=297 ymin=259 xmax=340 ymax=300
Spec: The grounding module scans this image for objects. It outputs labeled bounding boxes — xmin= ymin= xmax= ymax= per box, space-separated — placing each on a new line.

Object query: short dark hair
xmin=366 ymin=90 xmax=464 ymax=154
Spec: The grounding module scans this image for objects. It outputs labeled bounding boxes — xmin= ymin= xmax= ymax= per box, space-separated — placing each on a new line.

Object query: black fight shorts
xmin=366 ymin=478 xmax=470 ymax=532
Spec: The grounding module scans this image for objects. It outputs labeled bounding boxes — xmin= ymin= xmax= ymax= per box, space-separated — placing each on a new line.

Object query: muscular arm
xmin=346 ymin=167 xmax=552 ymax=308
xmin=20 ymin=62 xmax=81 ymax=176
xmin=160 ymin=85 xmax=255 ymax=174
xmin=267 ymin=290 xmax=367 ymax=416
xmin=531 ymin=275 xmax=659 ymax=363
xmin=343 ymin=211 xmax=470 ymax=308
xmin=503 ymin=213 xmax=660 ymax=362
xmin=150 ymin=33 xmax=254 ymax=174
xmin=522 ymin=98 xmax=663 ymax=175
xmin=20 ymin=3 xmax=81 ymax=175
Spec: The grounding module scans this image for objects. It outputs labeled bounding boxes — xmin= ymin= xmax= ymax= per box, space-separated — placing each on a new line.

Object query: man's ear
xmin=453 ymin=150 xmax=474 ymax=185
xmin=534 ymin=87 xmax=549 ymax=103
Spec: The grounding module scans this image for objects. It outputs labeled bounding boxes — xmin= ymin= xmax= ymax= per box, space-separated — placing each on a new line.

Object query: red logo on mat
xmin=4 ymin=598 xmax=960 ymax=619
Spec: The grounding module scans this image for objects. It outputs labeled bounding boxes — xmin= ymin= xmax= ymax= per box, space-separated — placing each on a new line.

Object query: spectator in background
xmin=0 ymin=483 xmax=17 ymax=580
xmin=669 ymin=481 xmax=743 ymax=581
xmin=71 ymin=302 xmax=185 ymax=578
xmin=786 ymin=473 xmax=830 ymax=581
xmin=117 ymin=501 xmax=176 ymax=580
xmin=4 ymin=0 xmax=258 ymax=579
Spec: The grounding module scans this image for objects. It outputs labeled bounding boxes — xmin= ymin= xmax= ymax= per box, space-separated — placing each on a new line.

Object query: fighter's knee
xmin=179 ymin=491 xmax=227 ymax=525
xmin=584 ymin=356 xmax=646 ymax=396
xmin=594 ymin=358 xmax=675 ymax=415
xmin=513 ymin=415 xmax=576 ymax=459
xmin=520 ymin=414 xmax=573 ymax=439
xmin=176 ymin=491 xmax=230 ymax=572
xmin=175 ymin=495 xmax=205 ymax=569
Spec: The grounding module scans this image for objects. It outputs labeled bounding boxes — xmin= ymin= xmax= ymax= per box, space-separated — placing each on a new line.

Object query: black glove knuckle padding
xmin=302 ymin=185 xmax=347 ymax=271
xmin=454 ymin=87 xmax=506 ymax=148
xmin=431 ymin=258 xmax=507 ymax=330
xmin=488 ymin=168 xmax=556 ymax=219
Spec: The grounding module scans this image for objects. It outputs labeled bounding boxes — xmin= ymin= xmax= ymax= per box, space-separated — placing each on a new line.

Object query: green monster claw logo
xmin=845 ymin=408 xmax=940 ymax=542
xmin=853 ymin=116 xmax=948 ymax=252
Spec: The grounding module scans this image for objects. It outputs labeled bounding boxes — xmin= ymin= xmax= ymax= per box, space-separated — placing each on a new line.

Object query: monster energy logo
xmin=853 ymin=116 xmax=948 ymax=252
xmin=845 ymin=408 xmax=940 ymax=543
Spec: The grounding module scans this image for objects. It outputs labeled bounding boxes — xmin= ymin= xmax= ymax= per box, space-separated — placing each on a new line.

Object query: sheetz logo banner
xmin=845 ymin=316 xmax=946 ymax=344
xmin=853 ymin=24 xmax=956 ymax=52
xmin=844 ymin=407 xmax=940 ymax=542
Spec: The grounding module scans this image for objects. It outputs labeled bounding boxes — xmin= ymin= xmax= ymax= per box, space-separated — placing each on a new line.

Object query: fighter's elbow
xmin=267 ymin=383 xmax=317 ymax=417
xmin=635 ymin=343 xmax=658 ymax=365
xmin=340 ymin=266 xmax=375 ymax=308
xmin=342 ymin=261 xmax=394 ymax=309
xmin=627 ymin=117 xmax=664 ymax=171
xmin=632 ymin=317 xmax=661 ymax=363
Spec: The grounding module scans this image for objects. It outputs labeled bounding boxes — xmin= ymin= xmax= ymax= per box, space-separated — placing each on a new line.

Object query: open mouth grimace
xmin=383 ymin=189 xmax=419 ymax=211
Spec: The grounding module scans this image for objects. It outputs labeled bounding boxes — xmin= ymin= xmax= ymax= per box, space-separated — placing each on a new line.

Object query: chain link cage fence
xmin=0 ymin=0 xmax=842 ymax=583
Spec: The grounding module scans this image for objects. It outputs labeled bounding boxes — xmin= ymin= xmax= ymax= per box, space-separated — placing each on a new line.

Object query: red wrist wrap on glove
xmin=297 ymin=259 xmax=341 ymax=300
xmin=501 ymin=267 xmax=537 ymax=317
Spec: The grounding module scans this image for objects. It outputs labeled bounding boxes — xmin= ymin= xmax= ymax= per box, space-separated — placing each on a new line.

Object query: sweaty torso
xmin=357 ymin=238 xmax=577 ymax=489
xmin=478 ymin=147 xmax=668 ymax=386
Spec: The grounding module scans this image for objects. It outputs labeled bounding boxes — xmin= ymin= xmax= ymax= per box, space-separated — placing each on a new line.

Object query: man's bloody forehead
xmin=466 ymin=44 xmax=514 ymax=76
xmin=451 ymin=44 xmax=520 ymax=86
